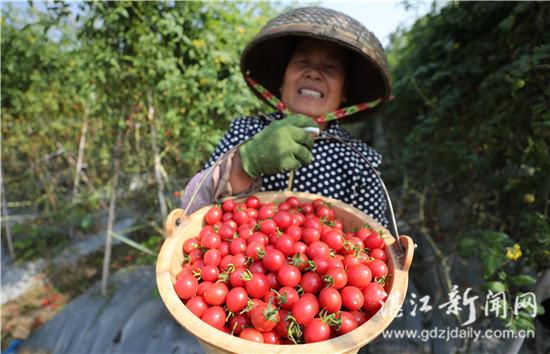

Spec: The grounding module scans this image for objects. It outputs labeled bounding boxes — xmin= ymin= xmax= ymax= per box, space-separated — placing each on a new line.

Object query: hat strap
xmin=246 ymin=75 xmax=381 ymax=123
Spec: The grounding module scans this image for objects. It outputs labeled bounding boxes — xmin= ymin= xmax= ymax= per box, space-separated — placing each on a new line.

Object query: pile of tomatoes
xmin=174 ymin=195 xmax=390 ymax=344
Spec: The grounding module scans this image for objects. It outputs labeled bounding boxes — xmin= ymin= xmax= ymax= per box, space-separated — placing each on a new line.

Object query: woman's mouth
xmin=298 ymin=88 xmax=324 ymax=99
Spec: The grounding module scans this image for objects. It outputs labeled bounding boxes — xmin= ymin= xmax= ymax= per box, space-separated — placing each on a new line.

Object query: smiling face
xmin=280 ymin=38 xmax=348 ymax=118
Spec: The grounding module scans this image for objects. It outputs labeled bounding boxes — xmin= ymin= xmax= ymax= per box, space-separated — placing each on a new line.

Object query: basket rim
xmin=156 ymin=191 xmax=413 ymax=353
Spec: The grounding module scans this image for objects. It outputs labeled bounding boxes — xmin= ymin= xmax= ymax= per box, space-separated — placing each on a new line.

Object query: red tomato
xmin=229 ymin=314 xmax=250 ymax=335
xmin=286 ymin=196 xmax=300 ymax=208
xmin=174 ymin=274 xmax=198 ymax=299
xmin=203 ymin=249 xmax=221 ymax=267
xmin=222 ymin=199 xmax=236 ymax=212
xmin=275 ymin=234 xmax=295 ymax=257
xmin=183 ymin=237 xmax=199 ymax=253
xmin=362 ymin=282 xmax=388 ymax=313
xmin=245 ymin=196 xmax=261 ymax=209
xmin=204 ymin=206 xmax=222 ymax=225
xmin=229 ymin=237 xmax=247 ymax=255
xmin=291 ymin=294 xmax=319 ymax=325
xmin=307 ymin=241 xmax=330 ymax=259
xmin=300 ymin=271 xmax=322 ymax=294
xmin=246 ymin=241 xmax=265 ymax=261
xmin=341 ymin=286 xmax=364 ymax=311
xmin=196 ymin=281 xmax=213 ymax=297
xmin=258 ymin=203 xmax=276 ymax=220
xmin=229 ymin=268 xmax=246 ymax=288
xmin=304 ymin=318 xmax=331 ymax=343
xmin=245 ymin=273 xmax=269 ymax=299
xmin=226 ymin=287 xmax=249 ymax=313
xmin=273 ymin=211 xmax=292 ymax=230
xmin=260 ymin=219 xmax=278 ymax=235
xmin=318 ymin=287 xmax=342 ymax=313
xmin=285 ymin=225 xmax=302 ymax=241
xmin=251 ymin=303 xmax=280 ymax=332
xmin=323 ymin=268 xmax=348 ymax=289
xmin=201 ymin=306 xmax=226 ymax=330
xmin=186 ymin=296 xmax=207 ymax=318
xmin=201 ymin=233 xmax=221 ymax=249
xmin=201 ymin=264 xmax=219 ymax=282
xmin=364 ymin=232 xmax=384 ymax=249
xmin=336 ymin=311 xmax=358 ymax=334
xmin=370 ymin=248 xmax=387 ymax=262
xmin=321 ymin=229 xmax=344 ymax=251
xmin=262 ymin=248 xmax=286 ymax=272
xmin=367 ymin=259 xmax=389 ymax=279
xmin=302 ymin=228 xmax=321 ymax=244
xmin=277 ymin=265 xmax=301 ymax=288
xmin=262 ymin=330 xmax=282 ymax=344
xmin=203 ymin=283 xmax=228 ymax=306
xmin=277 ymin=287 xmax=299 ymax=310
xmin=239 ymin=328 xmax=264 ymax=342
xmin=346 ymin=264 xmax=372 ymax=289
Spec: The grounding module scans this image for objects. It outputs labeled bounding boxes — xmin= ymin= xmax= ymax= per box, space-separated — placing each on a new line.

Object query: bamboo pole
xmin=101 ymin=126 xmax=125 ymax=295
xmin=1 ymin=167 xmax=15 ymax=259
xmin=69 ymin=112 xmax=89 ymax=238
xmin=147 ymin=92 xmax=167 ymax=221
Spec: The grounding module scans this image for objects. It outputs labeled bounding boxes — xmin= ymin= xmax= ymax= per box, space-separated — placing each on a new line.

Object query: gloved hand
xmin=239 ymin=114 xmax=316 ymax=179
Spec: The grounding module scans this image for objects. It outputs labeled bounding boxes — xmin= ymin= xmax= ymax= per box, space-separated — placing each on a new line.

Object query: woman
xmin=182 ymin=7 xmax=391 ymax=227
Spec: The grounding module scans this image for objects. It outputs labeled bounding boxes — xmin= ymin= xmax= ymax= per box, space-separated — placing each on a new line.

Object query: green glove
xmin=240 ymin=114 xmax=317 ymax=179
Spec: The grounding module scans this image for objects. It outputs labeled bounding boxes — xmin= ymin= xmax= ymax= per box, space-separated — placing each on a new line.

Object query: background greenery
xmin=2 ymin=0 xmax=548 ymax=343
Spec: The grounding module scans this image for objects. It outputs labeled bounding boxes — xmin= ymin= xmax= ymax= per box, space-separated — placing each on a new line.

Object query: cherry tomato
xmin=203 ymin=283 xmax=228 ymax=306
xmin=364 ymin=232 xmax=384 ymax=249
xmin=201 ymin=306 xmax=226 ymax=330
xmin=321 ymin=229 xmax=344 ymax=251
xmin=226 ymin=287 xmax=249 ymax=313
xmin=196 ymin=281 xmax=213 ymax=297
xmin=370 ymin=248 xmax=387 ymax=262
xmin=323 ymin=268 xmax=348 ymax=289
xmin=262 ymin=248 xmax=286 ymax=272
xmin=201 ymin=264 xmax=219 ymax=282
xmin=239 ymin=328 xmax=264 ymax=342
xmin=304 ymin=318 xmax=331 ymax=343
xmin=174 ymin=274 xmax=198 ymax=299
xmin=245 ymin=196 xmax=261 ymax=209
xmin=362 ymin=282 xmax=387 ymax=313
xmin=275 ymin=234 xmax=295 ymax=256
xmin=277 ymin=264 xmax=301 ymax=288
xmin=300 ymin=271 xmax=322 ymax=294
xmin=302 ymin=228 xmax=321 ymax=244
xmin=222 ymin=199 xmax=236 ymax=212
xmin=346 ymin=264 xmax=372 ymax=289
xmin=183 ymin=237 xmax=199 ymax=253
xmin=229 ymin=314 xmax=250 ymax=335
xmin=186 ymin=296 xmax=207 ymax=318
xmin=203 ymin=249 xmax=221 ymax=267
xmin=318 ymin=287 xmax=342 ymax=313
xmin=367 ymin=259 xmax=389 ymax=279
xmin=291 ymin=294 xmax=319 ymax=325
xmin=336 ymin=311 xmax=358 ymax=334
xmin=204 ymin=206 xmax=222 ymax=225
xmin=260 ymin=219 xmax=278 ymax=235
xmin=273 ymin=211 xmax=292 ymax=230
xmin=201 ymin=233 xmax=221 ymax=249
xmin=263 ymin=330 xmax=282 ymax=344
xmin=245 ymin=272 xmax=269 ymax=299
xmin=341 ymin=286 xmax=364 ymax=311
xmin=277 ymin=286 xmax=299 ymax=310
xmin=307 ymin=241 xmax=330 ymax=259
xmin=251 ymin=303 xmax=280 ymax=332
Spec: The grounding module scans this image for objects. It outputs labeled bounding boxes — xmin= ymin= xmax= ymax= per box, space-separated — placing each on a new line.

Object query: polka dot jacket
xmin=204 ymin=111 xmax=389 ymax=228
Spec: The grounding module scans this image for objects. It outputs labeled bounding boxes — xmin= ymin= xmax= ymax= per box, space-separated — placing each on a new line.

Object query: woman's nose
xmin=304 ymin=67 xmax=322 ymax=80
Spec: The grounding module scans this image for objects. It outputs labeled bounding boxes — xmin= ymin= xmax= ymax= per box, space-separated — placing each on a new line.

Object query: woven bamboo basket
xmin=157 ymin=191 xmax=414 ymax=354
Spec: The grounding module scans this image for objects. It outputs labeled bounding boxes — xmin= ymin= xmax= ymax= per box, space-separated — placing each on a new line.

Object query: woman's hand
xmin=239 ymin=114 xmax=317 ymax=179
